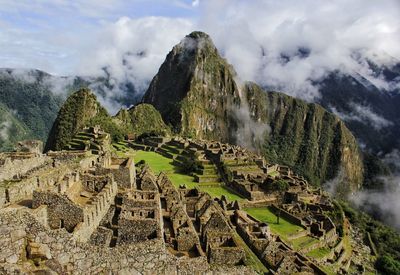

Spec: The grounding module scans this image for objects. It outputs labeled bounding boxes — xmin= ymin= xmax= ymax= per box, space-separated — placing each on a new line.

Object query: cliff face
xmin=244 ymin=82 xmax=363 ymax=193
xmin=143 ymin=31 xmax=364 ymax=193
xmin=143 ymin=31 xmax=241 ymax=141
xmin=45 ymin=88 xmax=106 ymax=151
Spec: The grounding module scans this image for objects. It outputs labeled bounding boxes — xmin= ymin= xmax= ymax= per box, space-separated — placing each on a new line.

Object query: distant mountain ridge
xmin=143 ymin=31 xmax=364 ymax=194
xmin=1 ymin=54 xmax=399 ymax=156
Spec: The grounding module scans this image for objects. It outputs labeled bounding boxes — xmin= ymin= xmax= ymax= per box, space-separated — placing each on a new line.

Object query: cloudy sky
xmin=1 ymin=1 xmax=400 ymax=226
xmin=1 ymin=0 xmax=400 ymax=101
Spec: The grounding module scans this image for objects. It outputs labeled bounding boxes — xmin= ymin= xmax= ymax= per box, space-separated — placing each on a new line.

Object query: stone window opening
xmin=60 ymin=219 xmax=64 ymax=228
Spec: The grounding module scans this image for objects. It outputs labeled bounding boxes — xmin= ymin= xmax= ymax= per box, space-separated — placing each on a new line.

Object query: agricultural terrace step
xmin=198 ymin=163 xmax=216 ymax=169
xmin=195 ymin=168 xmax=218 ymax=175
xmin=196 ymin=182 xmax=222 ymax=187
xmin=161 ymin=144 xmax=182 ymax=154
xmin=143 ymin=140 xmax=162 ymax=147
xmin=155 ymin=149 xmax=174 ymax=159
xmin=224 ymin=161 xmax=257 ymax=167
xmin=176 ymin=155 xmax=191 ymax=163
xmin=128 ymin=143 xmax=148 ymax=151
xmin=194 ymin=174 xmax=221 ymax=183
xmin=71 ymin=138 xmax=88 ymax=144
xmin=227 ymin=165 xmax=261 ymax=171
xmin=166 ymin=140 xmax=186 ymax=149
xmin=76 ymin=132 xmax=96 ymax=138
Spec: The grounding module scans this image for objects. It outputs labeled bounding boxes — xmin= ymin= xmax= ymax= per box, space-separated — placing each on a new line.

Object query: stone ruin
xmin=0 ymin=130 xmax=256 ymax=274
xmin=126 ymin=135 xmax=356 ymax=273
xmin=0 ymin=130 xmax=363 ymax=274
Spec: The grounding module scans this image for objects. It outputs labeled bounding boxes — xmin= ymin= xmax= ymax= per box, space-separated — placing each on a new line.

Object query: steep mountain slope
xmin=46 ymin=89 xmax=168 ymax=151
xmin=0 ymin=69 xmax=65 ymax=150
xmin=45 ymin=88 xmax=110 ymax=151
xmin=114 ymin=103 xmax=170 ymax=138
xmin=143 ymin=31 xmax=364 ymax=193
xmin=143 ymin=31 xmax=241 ymax=140
xmin=317 ymin=72 xmax=400 ymax=154
xmin=0 ymin=103 xmax=31 ymax=151
xmin=0 ymin=68 xmax=143 ymax=152
xmin=244 ymin=82 xmax=363 ymax=192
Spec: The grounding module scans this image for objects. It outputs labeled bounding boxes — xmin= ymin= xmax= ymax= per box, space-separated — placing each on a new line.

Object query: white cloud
xmin=351 ymin=175 xmax=400 ymax=230
xmin=0 ymin=120 xmax=11 ymax=142
xmin=330 ymin=103 xmax=393 ymax=130
xmin=77 ymin=16 xmax=193 ymax=113
xmin=196 ymin=0 xmax=400 ymax=100
xmin=0 ymin=0 xmax=400 ymax=107
xmin=192 ymin=0 xmax=200 ymax=7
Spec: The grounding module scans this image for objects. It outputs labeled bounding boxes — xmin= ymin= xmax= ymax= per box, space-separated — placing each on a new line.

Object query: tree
xmin=376 ymin=255 xmax=400 ymax=275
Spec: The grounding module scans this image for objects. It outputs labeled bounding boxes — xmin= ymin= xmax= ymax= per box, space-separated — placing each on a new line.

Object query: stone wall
xmin=0 ymin=208 xmax=256 ymax=274
xmin=118 ymin=216 xmax=160 ymax=243
xmin=98 ymin=157 xmax=136 ymax=189
xmin=73 ymin=179 xmax=118 ymax=242
xmin=208 ymin=245 xmax=245 ymax=266
xmin=81 ymin=173 xmax=110 ymax=193
xmin=89 ymin=226 xmax=113 ymax=246
xmin=0 ymin=162 xmax=75 ymax=208
xmin=32 ymin=191 xmax=84 ymax=232
xmin=0 ymin=154 xmax=49 ymax=182
xmin=269 ymin=204 xmax=305 ymax=228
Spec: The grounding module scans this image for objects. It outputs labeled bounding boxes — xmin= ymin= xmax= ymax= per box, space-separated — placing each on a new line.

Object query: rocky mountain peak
xmin=143 ymin=31 xmax=240 ymax=139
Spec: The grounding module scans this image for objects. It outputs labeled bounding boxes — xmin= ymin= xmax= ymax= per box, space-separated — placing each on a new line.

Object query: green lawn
xmin=133 ymin=150 xmax=245 ymax=201
xmin=291 ymin=235 xmax=319 ymax=250
xmin=233 ymin=232 xmax=269 ymax=273
xmin=244 ymin=207 xmax=305 ymax=239
xmin=199 ymin=186 xmax=244 ymax=202
xmin=267 ymin=170 xmax=280 ymax=177
xmin=134 ymin=150 xmax=198 ymax=188
xmin=306 ymin=247 xmax=331 ymax=258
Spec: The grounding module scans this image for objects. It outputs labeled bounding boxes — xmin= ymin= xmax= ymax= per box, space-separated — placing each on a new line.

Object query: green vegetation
xmin=306 ymin=247 xmax=331 ymax=258
xmin=244 ymin=82 xmax=363 ymax=192
xmin=0 ymin=70 xmax=64 ymax=151
xmin=232 ymin=232 xmax=269 ymax=273
xmin=133 ymin=150 xmax=198 ymax=188
xmin=272 ymin=179 xmax=289 ymax=192
xmin=46 ymin=88 xmax=128 ymax=151
xmin=244 ymin=207 xmax=304 ymax=239
xmin=86 ymin=112 xmax=126 ymax=143
xmin=339 ymin=201 xmax=400 ymax=274
xmin=199 ymin=186 xmax=244 ymax=202
xmin=115 ymin=103 xmax=171 ymax=139
xmin=0 ymin=103 xmax=31 ymax=151
xmin=118 ymin=147 xmax=244 ymax=201
xmin=291 ymin=235 xmax=319 ymax=250
xmin=376 ymin=254 xmax=400 ymax=275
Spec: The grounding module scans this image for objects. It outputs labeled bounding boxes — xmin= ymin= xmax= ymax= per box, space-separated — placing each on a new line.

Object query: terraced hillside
xmin=119 ymin=138 xmax=243 ymax=201
xmin=64 ymin=127 xmax=111 ymax=154
xmin=111 ymin=136 xmax=376 ymax=274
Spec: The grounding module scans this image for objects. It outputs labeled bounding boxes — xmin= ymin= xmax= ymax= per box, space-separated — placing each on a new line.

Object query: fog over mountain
xmin=1 ymin=1 xmax=399 ymax=105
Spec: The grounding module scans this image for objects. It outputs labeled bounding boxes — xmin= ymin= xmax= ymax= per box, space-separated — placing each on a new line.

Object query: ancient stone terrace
xmin=32 ymin=170 xmax=118 ymax=242
xmin=126 ymin=136 xmax=349 ymax=272
xmin=64 ymin=125 xmax=111 ymax=154
xmin=0 ymin=151 xmax=50 ymax=182
xmin=1 ymin=131 xmax=355 ymax=273
xmin=155 ymin=172 xmax=247 ymax=266
xmin=233 ymin=209 xmax=326 ymax=274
